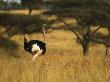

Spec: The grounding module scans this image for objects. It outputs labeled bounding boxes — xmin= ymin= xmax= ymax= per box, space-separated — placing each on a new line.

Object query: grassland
xmin=0 ymin=10 xmax=110 ymax=82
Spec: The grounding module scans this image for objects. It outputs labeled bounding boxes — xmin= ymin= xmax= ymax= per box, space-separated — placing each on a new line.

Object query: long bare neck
xmin=42 ymin=24 xmax=46 ymax=43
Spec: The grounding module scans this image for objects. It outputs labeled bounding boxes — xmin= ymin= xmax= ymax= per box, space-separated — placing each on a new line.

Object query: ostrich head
xmin=24 ymin=34 xmax=29 ymax=42
xmin=24 ymin=34 xmax=30 ymax=52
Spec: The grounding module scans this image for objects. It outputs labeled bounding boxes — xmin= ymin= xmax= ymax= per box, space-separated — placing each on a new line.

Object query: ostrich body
xmin=24 ymin=39 xmax=46 ymax=55
xmin=24 ymin=24 xmax=46 ymax=61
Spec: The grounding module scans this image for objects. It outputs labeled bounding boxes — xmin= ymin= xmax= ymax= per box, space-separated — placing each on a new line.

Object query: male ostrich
xmin=24 ymin=24 xmax=46 ymax=61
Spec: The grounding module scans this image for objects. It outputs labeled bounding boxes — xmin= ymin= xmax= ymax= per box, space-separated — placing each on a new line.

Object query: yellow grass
xmin=0 ymin=9 xmax=46 ymax=15
xmin=0 ymin=10 xmax=110 ymax=82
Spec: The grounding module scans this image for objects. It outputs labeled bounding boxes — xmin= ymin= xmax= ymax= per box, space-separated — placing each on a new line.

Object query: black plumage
xmin=24 ymin=37 xmax=46 ymax=55
xmin=24 ymin=24 xmax=47 ymax=56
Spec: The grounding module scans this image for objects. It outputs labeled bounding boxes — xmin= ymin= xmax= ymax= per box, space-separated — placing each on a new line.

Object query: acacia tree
xmin=0 ymin=0 xmax=9 ymax=11
xmin=21 ymin=0 xmax=43 ymax=15
xmin=44 ymin=0 xmax=110 ymax=56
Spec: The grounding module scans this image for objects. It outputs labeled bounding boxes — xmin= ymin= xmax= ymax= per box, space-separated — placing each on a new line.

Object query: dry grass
xmin=0 ymin=30 xmax=110 ymax=82
xmin=0 ymin=9 xmax=46 ymax=15
xmin=0 ymin=10 xmax=110 ymax=82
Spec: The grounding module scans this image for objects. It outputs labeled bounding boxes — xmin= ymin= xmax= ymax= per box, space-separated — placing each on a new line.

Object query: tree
xmin=44 ymin=0 xmax=110 ymax=56
xmin=0 ymin=0 xmax=8 ymax=10
xmin=21 ymin=0 xmax=43 ymax=15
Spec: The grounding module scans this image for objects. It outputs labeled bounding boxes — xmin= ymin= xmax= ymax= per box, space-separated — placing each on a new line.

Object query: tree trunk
xmin=29 ymin=8 xmax=33 ymax=16
xmin=28 ymin=6 xmax=33 ymax=16
xmin=105 ymin=27 xmax=110 ymax=56
xmin=82 ymin=25 xmax=91 ymax=56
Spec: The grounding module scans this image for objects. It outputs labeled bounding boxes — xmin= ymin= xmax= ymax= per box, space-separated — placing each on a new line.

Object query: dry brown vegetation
xmin=0 ymin=10 xmax=110 ymax=82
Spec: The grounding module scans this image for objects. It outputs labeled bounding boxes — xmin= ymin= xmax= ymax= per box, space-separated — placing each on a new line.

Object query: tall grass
xmin=0 ymin=10 xmax=110 ymax=82
xmin=0 ymin=29 xmax=110 ymax=82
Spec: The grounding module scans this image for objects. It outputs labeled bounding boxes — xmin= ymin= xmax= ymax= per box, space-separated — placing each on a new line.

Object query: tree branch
xmin=91 ymin=37 xmax=110 ymax=46
xmin=92 ymin=25 xmax=102 ymax=35
xmin=0 ymin=26 xmax=10 ymax=37
xmin=57 ymin=18 xmax=82 ymax=43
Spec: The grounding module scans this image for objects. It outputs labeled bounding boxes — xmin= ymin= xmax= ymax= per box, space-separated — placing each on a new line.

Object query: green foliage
xmin=21 ymin=0 xmax=42 ymax=8
xmin=21 ymin=0 xmax=43 ymax=15
xmin=0 ymin=1 xmax=22 ymax=10
xmin=45 ymin=0 xmax=110 ymax=25
xmin=0 ymin=13 xmax=44 ymax=36
xmin=0 ymin=1 xmax=7 ymax=7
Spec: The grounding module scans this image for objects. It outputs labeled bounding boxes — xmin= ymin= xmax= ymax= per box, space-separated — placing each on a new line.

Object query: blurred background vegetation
xmin=0 ymin=0 xmax=110 ymax=55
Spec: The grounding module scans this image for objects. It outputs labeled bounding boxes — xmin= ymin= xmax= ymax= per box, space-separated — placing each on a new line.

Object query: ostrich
xmin=24 ymin=24 xmax=46 ymax=61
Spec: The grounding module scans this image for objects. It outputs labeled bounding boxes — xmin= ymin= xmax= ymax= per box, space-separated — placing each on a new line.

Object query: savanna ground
xmin=0 ymin=10 xmax=110 ymax=82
